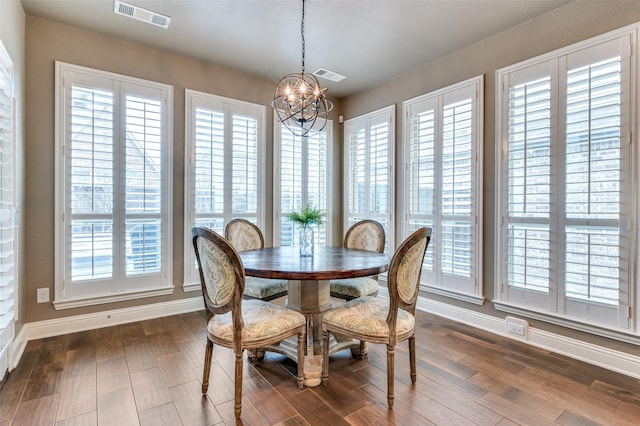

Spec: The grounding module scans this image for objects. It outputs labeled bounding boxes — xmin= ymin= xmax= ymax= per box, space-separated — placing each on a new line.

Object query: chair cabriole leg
xmin=322 ymin=327 xmax=330 ymax=385
xmin=409 ymin=335 xmax=417 ymax=383
xmin=202 ymin=339 xmax=213 ymax=394
xmin=234 ymin=350 xmax=243 ymax=418
xmin=297 ymin=326 xmax=305 ymax=390
xmin=387 ymin=344 xmax=394 ymax=408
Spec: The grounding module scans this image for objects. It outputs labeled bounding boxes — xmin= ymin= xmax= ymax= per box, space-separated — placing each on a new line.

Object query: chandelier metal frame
xmin=272 ymin=0 xmax=333 ymax=137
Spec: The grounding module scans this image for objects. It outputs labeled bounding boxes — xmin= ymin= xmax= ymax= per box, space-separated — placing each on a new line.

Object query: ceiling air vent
xmin=113 ymin=0 xmax=171 ymax=29
xmin=313 ymin=68 xmax=346 ymax=82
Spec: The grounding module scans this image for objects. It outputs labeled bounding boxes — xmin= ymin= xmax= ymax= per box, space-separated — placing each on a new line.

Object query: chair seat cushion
xmin=322 ymin=296 xmax=415 ymax=339
xmin=208 ymin=299 xmax=306 ymax=346
xmin=244 ymin=277 xmax=288 ymax=300
xmin=329 ymin=277 xmax=378 ymax=298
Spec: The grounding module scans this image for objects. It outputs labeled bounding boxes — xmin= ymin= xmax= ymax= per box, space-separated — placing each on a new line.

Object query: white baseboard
xmin=377 ymin=288 xmax=640 ymax=379
xmin=10 ymin=296 xmax=204 ymax=370
xmin=9 ymin=292 xmax=640 ymax=380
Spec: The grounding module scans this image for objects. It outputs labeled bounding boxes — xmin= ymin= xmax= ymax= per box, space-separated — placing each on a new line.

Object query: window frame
xmin=494 ymin=25 xmax=637 ymax=338
xmin=343 ymin=105 xmax=395 ymax=252
xmin=402 ymin=76 xmax=484 ymax=303
xmin=183 ymin=89 xmax=266 ymax=291
xmin=273 ymin=119 xmax=333 ymax=247
xmin=54 ymin=62 xmax=174 ymax=309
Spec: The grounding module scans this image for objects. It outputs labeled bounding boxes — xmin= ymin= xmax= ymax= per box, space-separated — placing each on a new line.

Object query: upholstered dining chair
xmin=192 ymin=226 xmax=306 ymax=419
xmin=321 ymin=227 xmax=431 ymax=408
xmin=225 ymin=218 xmax=288 ymax=301
xmin=330 ymin=219 xmax=386 ymax=300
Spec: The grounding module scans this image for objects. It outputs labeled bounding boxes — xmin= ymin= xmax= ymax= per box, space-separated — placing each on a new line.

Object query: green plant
xmin=286 ymin=204 xmax=325 ymax=227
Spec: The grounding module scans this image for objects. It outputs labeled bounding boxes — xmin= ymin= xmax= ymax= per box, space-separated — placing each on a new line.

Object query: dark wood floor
xmin=1 ymin=306 xmax=639 ymax=426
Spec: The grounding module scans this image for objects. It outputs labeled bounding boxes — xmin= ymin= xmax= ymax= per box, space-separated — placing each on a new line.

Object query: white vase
xmin=299 ymin=225 xmax=314 ymax=257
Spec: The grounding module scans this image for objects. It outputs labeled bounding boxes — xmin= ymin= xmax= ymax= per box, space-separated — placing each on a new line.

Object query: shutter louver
xmin=506 ymin=77 xmax=551 ymax=291
xmin=0 ymin=43 xmax=14 ymax=375
xmin=231 ymin=114 xmax=259 ymax=215
xmin=194 ymin=107 xmax=224 ymax=233
xmin=70 ymin=86 xmax=114 ymax=280
xmin=125 ymin=95 xmax=162 ymax=275
xmin=564 ymin=56 xmax=622 ymax=305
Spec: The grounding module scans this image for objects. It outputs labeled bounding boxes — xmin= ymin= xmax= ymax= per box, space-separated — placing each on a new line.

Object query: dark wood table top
xmin=239 ymin=246 xmax=389 ymax=281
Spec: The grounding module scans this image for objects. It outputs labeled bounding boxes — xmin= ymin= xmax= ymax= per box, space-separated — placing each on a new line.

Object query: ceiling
xmin=20 ymin=0 xmax=571 ymax=98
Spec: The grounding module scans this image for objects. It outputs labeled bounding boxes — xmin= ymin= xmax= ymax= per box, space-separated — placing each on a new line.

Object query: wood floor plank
xmin=97 ymin=356 xmax=131 ymax=395
xmin=138 ymin=402 xmax=182 ymax=426
xmin=130 ymin=367 xmax=172 ymax=412
xmin=168 ymin=380 xmax=222 ymax=425
xmin=56 ymin=371 xmax=97 ymax=421
xmin=55 ymin=411 xmax=97 ymax=426
xmin=202 ymin=362 xmax=235 ymax=405
xmin=12 ymin=392 xmax=60 ymax=425
xmin=97 ymin=387 xmax=139 ymax=426
xmin=156 ymin=352 xmax=196 ymax=387
xmin=286 ymin=389 xmax=350 ymax=426
xmin=124 ymin=343 xmax=157 ymax=373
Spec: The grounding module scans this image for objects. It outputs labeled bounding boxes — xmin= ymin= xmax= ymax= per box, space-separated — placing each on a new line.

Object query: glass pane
xmin=125 ymin=95 xmax=162 ymax=213
xmin=409 ymin=110 xmax=435 ymax=216
xmin=194 ymin=108 xmax=224 ymax=215
xmin=232 ymin=114 xmax=258 ymax=214
xmin=70 ymin=87 xmax=114 ymax=214
xmin=508 ymin=77 xmax=551 ymax=218
xmin=126 ymin=219 xmax=161 ymax=275
xmin=507 ymin=224 xmax=550 ymax=292
xmin=70 ymin=220 xmax=113 ymax=280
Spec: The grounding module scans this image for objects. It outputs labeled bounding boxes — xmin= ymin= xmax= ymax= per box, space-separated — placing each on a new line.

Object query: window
xmin=403 ymin=76 xmax=483 ymax=301
xmin=0 ymin=40 xmax=15 ymax=375
xmin=184 ymin=90 xmax=264 ymax=289
xmin=55 ymin=62 xmax=173 ymax=308
xmin=495 ymin=29 xmax=634 ymax=333
xmin=274 ymin=121 xmax=331 ymax=247
xmin=343 ymin=106 xmax=394 ymax=251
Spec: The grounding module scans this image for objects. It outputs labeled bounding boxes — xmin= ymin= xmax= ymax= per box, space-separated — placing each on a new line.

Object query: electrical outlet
xmin=505 ymin=316 xmax=528 ymax=338
xmin=37 ymin=288 xmax=49 ymax=304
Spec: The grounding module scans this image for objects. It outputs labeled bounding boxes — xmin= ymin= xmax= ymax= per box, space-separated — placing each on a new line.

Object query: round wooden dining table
xmin=239 ymin=245 xmax=389 ymax=386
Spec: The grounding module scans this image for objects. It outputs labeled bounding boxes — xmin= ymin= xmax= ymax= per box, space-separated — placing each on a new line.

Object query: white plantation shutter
xmin=184 ymin=90 xmax=264 ymax=288
xmin=275 ymin=123 xmax=330 ymax=246
xmin=496 ymin=33 xmax=631 ymax=331
xmin=344 ymin=106 xmax=394 ymax=251
xmin=404 ymin=77 xmax=483 ymax=298
xmin=55 ymin=62 xmax=173 ymax=306
xmin=0 ymin=41 xmax=15 ymax=375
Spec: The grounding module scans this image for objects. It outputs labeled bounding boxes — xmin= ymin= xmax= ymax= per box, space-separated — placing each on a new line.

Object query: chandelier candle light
xmin=272 ymin=0 xmax=333 ymax=137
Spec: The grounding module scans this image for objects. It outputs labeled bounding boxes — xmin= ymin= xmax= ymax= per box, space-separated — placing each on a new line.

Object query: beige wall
xmin=24 ymin=15 xmax=342 ymax=322
xmin=1 ymin=0 xmax=25 ymax=335
xmin=343 ymin=0 xmax=640 ymax=354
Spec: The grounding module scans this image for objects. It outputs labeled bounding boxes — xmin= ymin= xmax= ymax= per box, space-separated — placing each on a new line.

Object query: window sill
xmin=53 ymin=286 xmax=175 ymax=310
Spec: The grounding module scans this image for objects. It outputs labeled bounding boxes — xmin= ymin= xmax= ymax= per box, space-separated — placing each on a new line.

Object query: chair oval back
xmin=225 ymin=219 xmax=264 ymax=251
xmin=344 ymin=220 xmax=385 ymax=253
xmin=192 ymin=227 xmax=245 ymax=318
xmin=387 ymin=227 xmax=431 ymax=317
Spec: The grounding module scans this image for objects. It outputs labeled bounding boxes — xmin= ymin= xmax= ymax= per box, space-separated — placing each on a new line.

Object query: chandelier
xmin=272 ymin=0 xmax=333 ymax=137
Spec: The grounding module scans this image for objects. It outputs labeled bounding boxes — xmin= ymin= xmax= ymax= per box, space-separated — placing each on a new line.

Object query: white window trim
xmin=183 ymin=89 xmax=266 ymax=291
xmin=343 ymin=105 xmax=395 ymax=251
xmin=402 ymin=76 xmax=484 ymax=303
xmin=273 ymin=118 xmax=333 ymax=247
xmin=54 ymin=62 xmax=174 ymax=309
xmin=494 ymin=23 xmax=639 ymax=339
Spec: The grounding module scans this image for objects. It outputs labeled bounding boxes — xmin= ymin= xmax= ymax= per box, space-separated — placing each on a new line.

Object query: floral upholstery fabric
xmin=244 ymin=277 xmax=288 ymax=299
xmin=397 ymin=238 xmax=427 ymax=304
xmin=330 ymin=277 xmax=378 ymax=298
xmin=197 ymin=237 xmax=236 ymax=306
xmin=322 ymin=297 xmax=415 ymax=338
xmin=208 ymin=299 xmax=306 ymax=346
xmin=226 ymin=222 xmax=262 ymax=251
xmin=345 ymin=222 xmax=384 ymax=251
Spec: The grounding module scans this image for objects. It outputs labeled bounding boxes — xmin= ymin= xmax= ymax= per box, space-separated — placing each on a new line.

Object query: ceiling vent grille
xmin=113 ymin=0 xmax=171 ymax=29
xmin=313 ymin=68 xmax=347 ymax=82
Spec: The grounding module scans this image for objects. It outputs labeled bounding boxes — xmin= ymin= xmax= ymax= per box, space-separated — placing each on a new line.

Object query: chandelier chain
xmin=301 ymin=0 xmax=306 ymax=74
